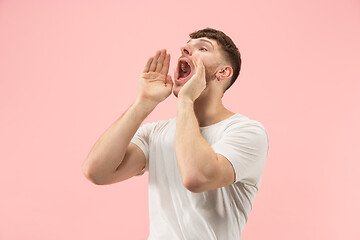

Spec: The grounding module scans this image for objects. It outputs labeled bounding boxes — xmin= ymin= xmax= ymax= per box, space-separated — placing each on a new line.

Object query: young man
xmin=83 ymin=28 xmax=269 ymax=239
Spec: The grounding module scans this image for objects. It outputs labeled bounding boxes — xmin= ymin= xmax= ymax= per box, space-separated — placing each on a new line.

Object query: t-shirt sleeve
xmin=130 ymin=121 xmax=156 ymax=176
xmin=210 ymin=121 xmax=269 ymax=185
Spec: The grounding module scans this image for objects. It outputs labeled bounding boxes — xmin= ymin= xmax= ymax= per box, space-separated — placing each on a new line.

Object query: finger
xmin=191 ymin=56 xmax=199 ymax=75
xmin=160 ymin=53 xmax=171 ymax=75
xmin=149 ymin=50 xmax=161 ymax=72
xmin=155 ymin=49 xmax=166 ymax=72
xmin=194 ymin=55 xmax=204 ymax=71
xmin=143 ymin=57 xmax=153 ymax=73
xmin=192 ymin=54 xmax=199 ymax=68
xmin=198 ymin=58 xmax=205 ymax=76
xmin=197 ymin=57 xmax=204 ymax=69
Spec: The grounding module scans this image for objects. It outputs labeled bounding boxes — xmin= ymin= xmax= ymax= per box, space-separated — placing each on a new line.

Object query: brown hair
xmin=189 ymin=27 xmax=241 ymax=92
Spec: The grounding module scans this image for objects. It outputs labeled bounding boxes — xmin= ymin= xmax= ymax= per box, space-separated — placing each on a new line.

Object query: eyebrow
xmin=187 ymin=39 xmax=214 ymax=48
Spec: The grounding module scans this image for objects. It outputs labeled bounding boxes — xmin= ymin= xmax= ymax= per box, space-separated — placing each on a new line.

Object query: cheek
xmin=200 ymin=57 xmax=217 ymax=72
xmin=204 ymin=64 xmax=218 ymax=80
xmin=199 ymin=56 xmax=210 ymax=66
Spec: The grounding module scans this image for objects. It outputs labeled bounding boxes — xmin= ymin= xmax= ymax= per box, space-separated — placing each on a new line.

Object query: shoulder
xmin=141 ymin=117 xmax=176 ymax=132
xmin=224 ymin=114 xmax=269 ymax=147
xmin=154 ymin=117 xmax=176 ymax=130
xmin=225 ymin=113 xmax=267 ymax=133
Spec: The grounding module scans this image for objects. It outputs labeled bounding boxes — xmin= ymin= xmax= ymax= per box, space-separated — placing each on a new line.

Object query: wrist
xmin=178 ymin=97 xmax=194 ymax=106
xmin=133 ymin=97 xmax=158 ymax=113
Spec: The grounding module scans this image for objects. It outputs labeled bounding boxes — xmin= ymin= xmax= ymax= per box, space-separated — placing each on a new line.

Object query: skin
xmin=173 ymin=38 xmax=236 ymax=190
xmin=138 ymin=37 xmax=236 ymax=126
xmin=83 ymin=37 xmax=237 ymax=189
xmin=173 ymin=37 xmax=235 ymax=126
xmin=139 ymin=38 xmax=237 ymax=191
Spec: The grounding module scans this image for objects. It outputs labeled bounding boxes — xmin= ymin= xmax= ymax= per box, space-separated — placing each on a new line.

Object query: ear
xmin=217 ymin=66 xmax=233 ymax=81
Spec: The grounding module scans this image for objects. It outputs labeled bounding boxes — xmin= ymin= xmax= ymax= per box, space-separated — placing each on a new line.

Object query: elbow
xmin=183 ymin=175 xmax=203 ymax=193
xmin=82 ymin=162 xmax=107 ymax=185
xmin=180 ymin=167 xmax=197 ymax=192
xmin=183 ymin=181 xmax=203 ymax=193
xmin=184 ymin=183 xmax=198 ymax=193
xmin=82 ymin=166 xmax=98 ymax=185
xmin=182 ymin=167 xmax=213 ymax=193
xmin=179 ymin=163 xmax=208 ymax=193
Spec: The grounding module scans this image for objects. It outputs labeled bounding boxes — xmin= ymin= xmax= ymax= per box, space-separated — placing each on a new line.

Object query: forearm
xmin=175 ymin=98 xmax=217 ymax=186
xmin=83 ymin=98 xmax=157 ymax=177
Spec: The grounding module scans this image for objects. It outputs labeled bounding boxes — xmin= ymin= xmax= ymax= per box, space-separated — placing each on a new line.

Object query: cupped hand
xmin=137 ymin=49 xmax=173 ymax=105
xmin=178 ymin=54 xmax=206 ymax=102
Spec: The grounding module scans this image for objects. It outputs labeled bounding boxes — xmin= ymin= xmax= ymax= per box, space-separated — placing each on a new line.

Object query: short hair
xmin=189 ymin=27 xmax=241 ymax=92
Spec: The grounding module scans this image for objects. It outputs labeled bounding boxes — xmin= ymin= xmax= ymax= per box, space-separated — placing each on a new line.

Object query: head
xmin=173 ymin=27 xmax=241 ymax=97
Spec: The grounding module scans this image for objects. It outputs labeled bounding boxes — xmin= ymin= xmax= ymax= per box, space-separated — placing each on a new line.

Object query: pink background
xmin=1 ymin=0 xmax=359 ymax=239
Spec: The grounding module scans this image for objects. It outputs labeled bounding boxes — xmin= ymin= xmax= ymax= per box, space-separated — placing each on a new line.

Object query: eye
xmin=200 ymin=47 xmax=208 ymax=51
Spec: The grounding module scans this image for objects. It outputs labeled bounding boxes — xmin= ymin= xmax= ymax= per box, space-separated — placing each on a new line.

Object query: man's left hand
xmin=178 ymin=54 xmax=206 ymax=102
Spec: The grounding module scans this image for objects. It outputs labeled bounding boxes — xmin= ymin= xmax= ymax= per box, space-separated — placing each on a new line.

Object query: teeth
xmin=180 ymin=62 xmax=187 ymax=72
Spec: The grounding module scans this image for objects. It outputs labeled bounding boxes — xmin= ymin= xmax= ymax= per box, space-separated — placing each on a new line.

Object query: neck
xmin=192 ymin=85 xmax=234 ymax=127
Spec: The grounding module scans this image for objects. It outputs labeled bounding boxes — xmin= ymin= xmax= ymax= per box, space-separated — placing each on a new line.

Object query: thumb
xmin=165 ymin=74 xmax=173 ymax=86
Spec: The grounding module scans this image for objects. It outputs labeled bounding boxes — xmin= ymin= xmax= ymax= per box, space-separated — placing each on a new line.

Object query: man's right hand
xmin=136 ymin=49 xmax=173 ymax=105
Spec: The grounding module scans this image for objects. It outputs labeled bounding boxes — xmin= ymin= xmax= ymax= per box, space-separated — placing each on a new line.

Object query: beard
xmin=204 ymin=64 xmax=218 ymax=83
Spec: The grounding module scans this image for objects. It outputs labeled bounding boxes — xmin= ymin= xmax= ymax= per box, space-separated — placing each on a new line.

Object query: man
xmin=82 ymin=28 xmax=269 ymax=239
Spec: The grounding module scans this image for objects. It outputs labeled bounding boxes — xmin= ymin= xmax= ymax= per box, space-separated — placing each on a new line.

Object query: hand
xmin=137 ymin=49 xmax=173 ymax=105
xmin=178 ymin=54 xmax=206 ymax=102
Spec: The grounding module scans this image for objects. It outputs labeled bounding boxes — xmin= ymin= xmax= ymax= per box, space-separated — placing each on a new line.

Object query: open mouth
xmin=177 ymin=59 xmax=192 ymax=81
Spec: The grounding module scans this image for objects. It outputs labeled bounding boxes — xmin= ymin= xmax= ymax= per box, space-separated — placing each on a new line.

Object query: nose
xmin=181 ymin=44 xmax=192 ymax=56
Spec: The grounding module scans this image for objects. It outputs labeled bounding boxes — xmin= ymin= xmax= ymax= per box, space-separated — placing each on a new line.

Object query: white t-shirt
xmin=131 ymin=113 xmax=269 ymax=240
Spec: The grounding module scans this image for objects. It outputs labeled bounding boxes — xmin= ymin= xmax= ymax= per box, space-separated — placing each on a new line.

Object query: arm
xmin=175 ymin=99 xmax=235 ymax=193
xmin=175 ymin=55 xmax=235 ymax=193
xmin=175 ymin=98 xmax=219 ymax=188
xmin=82 ymin=49 xmax=173 ymax=185
xmin=82 ymin=99 xmax=156 ymax=185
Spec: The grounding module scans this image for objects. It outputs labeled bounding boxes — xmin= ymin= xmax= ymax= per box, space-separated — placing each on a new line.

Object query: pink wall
xmin=1 ymin=0 xmax=359 ymax=239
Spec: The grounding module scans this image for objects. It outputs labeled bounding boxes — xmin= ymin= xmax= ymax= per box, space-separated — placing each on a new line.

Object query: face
xmin=173 ymin=37 xmax=225 ymax=97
